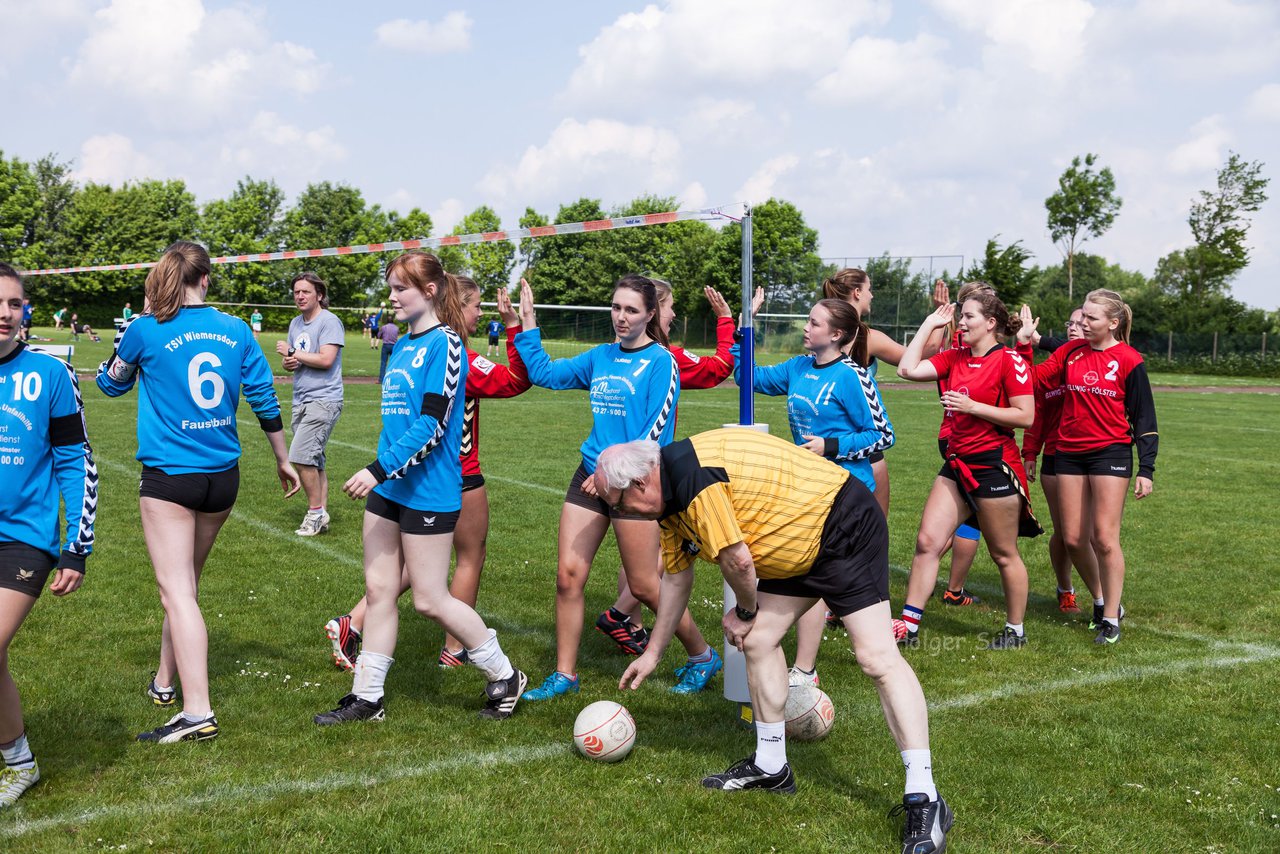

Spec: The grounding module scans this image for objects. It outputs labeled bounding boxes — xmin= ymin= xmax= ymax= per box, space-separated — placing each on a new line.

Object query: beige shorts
xmin=289 ymin=400 xmax=343 ymax=468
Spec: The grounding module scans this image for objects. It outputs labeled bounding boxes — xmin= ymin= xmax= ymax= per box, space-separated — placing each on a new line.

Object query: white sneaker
xmin=788 ymin=665 xmax=819 ymax=689
xmin=295 ymin=509 xmax=330 ymax=537
xmin=0 ymin=761 xmax=40 ymax=807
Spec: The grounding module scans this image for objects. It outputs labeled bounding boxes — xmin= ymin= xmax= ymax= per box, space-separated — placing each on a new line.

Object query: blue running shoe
xmin=671 ymin=648 xmax=723 ymax=694
xmin=521 ymin=671 xmax=580 ymax=701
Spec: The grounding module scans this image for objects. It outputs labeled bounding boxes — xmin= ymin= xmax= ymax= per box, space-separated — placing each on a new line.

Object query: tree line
xmin=0 ymin=148 xmax=1272 ymax=349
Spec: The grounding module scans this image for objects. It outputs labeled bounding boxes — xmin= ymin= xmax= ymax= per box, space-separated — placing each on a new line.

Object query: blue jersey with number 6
xmin=96 ymin=306 xmax=282 ymax=474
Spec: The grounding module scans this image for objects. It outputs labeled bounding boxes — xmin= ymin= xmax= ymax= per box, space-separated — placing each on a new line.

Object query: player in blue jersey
xmin=513 ymin=276 xmax=721 ymax=702
xmin=485 ymin=316 xmax=504 ymax=357
xmin=314 ymin=251 xmax=527 ymax=725
xmin=97 ymin=241 xmax=300 ymax=744
xmin=0 ymin=263 xmax=97 ymax=807
xmin=736 ymin=297 xmax=896 ymax=686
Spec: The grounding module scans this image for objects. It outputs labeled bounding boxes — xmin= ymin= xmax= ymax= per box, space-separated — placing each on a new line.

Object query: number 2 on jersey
xmin=188 ymin=352 xmax=226 ymax=409
xmin=1105 ymin=360 xmax=1119 ymax=382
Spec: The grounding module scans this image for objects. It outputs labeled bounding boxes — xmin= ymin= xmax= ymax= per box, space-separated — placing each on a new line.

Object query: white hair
xmin=596 ymin=440 xmax=661 ymax=491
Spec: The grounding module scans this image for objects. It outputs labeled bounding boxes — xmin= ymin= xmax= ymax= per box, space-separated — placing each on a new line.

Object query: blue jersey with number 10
xmin=96 ymin=305 xmax=283 ymax=474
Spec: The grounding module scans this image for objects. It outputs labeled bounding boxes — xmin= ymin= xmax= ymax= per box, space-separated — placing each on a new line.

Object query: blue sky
xmin=3 ymin=0 xmax=1278 ymax=309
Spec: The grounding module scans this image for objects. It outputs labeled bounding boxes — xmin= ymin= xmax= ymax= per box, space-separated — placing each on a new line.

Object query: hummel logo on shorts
xmin=1110 ymin=466 xmax=1127 ymax=471
xmin=17 ymin=568 xmax=33 ymax=581
xmin=422 ymin=516 xmax=436 ymax=526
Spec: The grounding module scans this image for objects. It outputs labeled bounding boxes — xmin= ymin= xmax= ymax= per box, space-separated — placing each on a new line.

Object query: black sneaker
xmin=479 ymin=669 xmax=528 ymax=720
xmin=137 ymin=712 xmax=219 ymax=743
xmin=1094 ymin=621 xmax=1121 ymax=645
xmin=1089 ymin=603 xmax=1124 ymax=631
xmin=985 ymin=627 xmax=1027 ymax=650
xmin=890 ymin=792 xmax=954 ymax=854
xmin=146 ymin=673 xmax=177 ymax=707
xmin=701 ymin=754 xmax=797 ymax=794
xmin=314 ymin=693 xmax=385 ymax=726
xmin=595 ymin=610 xmax=648 ymax=656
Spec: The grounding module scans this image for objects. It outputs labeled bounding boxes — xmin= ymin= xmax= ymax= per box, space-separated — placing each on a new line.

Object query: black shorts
xmin=1039 ymin=454 xmax=1058 ymax=478
xmin=488 ymin=335 xmax=500 ymax=346
xmin=756 ymin=478 xmax=889 ymax=618
xmin=366 ymin=491 xmax=459 ymax=534
xmin=1055 ymin=443 xmax=1133 ymax=478
xmin=564 ymin=462 xmax=649 ymax=520
xmin=938 ymin=438 xmax=949 ymax=461
xmin=0 ymin=542 xmax=57 ymax=598
xmin=462 ymin=473 xmax=486 ymax=492
xmin=868 ymin=449 xmax=885 ymax=465
xmin=140 ymin=465 xmax=240 ymax=513
xmin=938 ymin=451 xmax=1019 ymax=500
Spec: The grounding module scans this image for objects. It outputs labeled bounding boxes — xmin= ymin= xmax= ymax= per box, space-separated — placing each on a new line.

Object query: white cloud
xmin=812 ymin=33 xmax=951 ymax=105
xmin=1246 ymin=83 xmax=1280 ymax=122
xmin=565 ymin=0 xmax=890 ymax=103
xmin=219 ymin=111 xmax=346 ymax=175
xmin=735 ymin=155 xmax=800 ymax=204
xmin=678 ymin=181 xmax=708 ymax=210
xmin=1167 ymin=115 xmax=1233 ymax=174
xmin=67 ymin=0 xmax=328 ymax=127
xmin=375 ymin=11 xmax=472 ymax=54
xmin=1088 ymin=0 xmax=1279 ymax=79
xmin=71 ymin=133 xmax=157 ymax=185
xmin=930 ymin=0 xmax=1095 ymax=77
xmin=432 ymin=198 xmax=466 ymax=234
xmin=479 ymin=118 xmax=682 ymax=203
xmin=0 ymin=0 xmax=94 ymax=78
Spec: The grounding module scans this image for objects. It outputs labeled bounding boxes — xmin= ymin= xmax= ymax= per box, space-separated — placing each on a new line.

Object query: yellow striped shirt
xmin=659 ymin=429 xmax=849 ymax=579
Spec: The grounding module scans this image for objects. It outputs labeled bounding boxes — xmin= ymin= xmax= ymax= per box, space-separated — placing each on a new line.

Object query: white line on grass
xmin=0 ymin=743 xmax=567 ymax=839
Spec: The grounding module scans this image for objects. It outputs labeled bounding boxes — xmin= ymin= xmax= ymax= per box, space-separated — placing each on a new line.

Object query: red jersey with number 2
xmin=1032 ymin=339 xmax=1150 ymax=455
xmin=928 ymin=345 xmax=1033 ymax=457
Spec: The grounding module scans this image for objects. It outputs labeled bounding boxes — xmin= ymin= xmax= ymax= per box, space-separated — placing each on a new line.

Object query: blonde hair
xmin=385 ymin=251 xmax=465 ymax=340
xmin=145 ymin=241 xmax=210 ymax=323
xmin=1084 ymin=288 xmax=1132 ymax=344
xmin=449 ymin=274 xmax=481 ymax=344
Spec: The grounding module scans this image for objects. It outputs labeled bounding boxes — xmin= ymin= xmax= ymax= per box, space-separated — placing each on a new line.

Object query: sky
xmin=2 ymin=0 xmax=1278 ymax=309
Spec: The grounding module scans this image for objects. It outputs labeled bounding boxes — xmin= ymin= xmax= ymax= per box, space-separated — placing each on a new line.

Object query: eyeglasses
xmin=1065 ymin=320 xmax=1084 ymax=329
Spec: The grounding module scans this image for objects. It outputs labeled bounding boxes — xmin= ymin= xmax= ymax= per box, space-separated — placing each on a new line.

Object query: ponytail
xmin=439 ymin=274 xmax=480 ymax=344
xmin=146 ymin=240 xmax=210 ymax=323
xmin=817 ymin=298 xmax=868 ymax=366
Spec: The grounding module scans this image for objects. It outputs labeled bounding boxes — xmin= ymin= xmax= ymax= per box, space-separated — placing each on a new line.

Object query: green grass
xmin=5 ymin=339 xmax=1280 ymax=852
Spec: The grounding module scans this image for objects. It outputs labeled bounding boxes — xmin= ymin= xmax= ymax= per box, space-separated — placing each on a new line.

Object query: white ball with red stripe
xmin=784 ymin=684 xmax=835 ymax=742
xmin=573 ymin=701 xmax=636 ymax=762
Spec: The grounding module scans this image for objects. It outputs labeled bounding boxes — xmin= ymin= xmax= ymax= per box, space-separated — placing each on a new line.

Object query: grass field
xmin=4 ymin=332 xmax=1280 ymax=853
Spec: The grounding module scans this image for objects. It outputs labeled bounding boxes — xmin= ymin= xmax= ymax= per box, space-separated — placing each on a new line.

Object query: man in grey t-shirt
xmin=275 ymin=272 xmax=344 ymax=536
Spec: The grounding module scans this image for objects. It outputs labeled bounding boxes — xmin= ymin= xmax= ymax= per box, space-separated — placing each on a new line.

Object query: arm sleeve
xmin=661 ymin=525 xmax=697 ymax=575
xmin=1004 ymin=349 xmax=1034 ymax=400
xmin=826 ymin=362 xmax=895 ymax=462
xmin=95 ymin=317 xmax=143 ymax=396
xmin=684 ymin=484 xmax=745 ymax=563
xmin=1031 ymin=341 xmax=1070 ymax=392
xmin=1022 ymin=392 xmax=1045 ymax=460
xmin=465 ymin=332 xmax=533 ymax=399
xmin=926 ymin=348 xmax=955 ymax=380
xmin=369 ymin=331 xmax=464 ymax=482
xmin=676 ymin=317 xmax=735 ymax=389
xmin=639 ymin=349 xmax=680 ymax=442
xmin=239 ymin=329 xmax=283 ymax=432
xmin=736 ymin=351 xmax=793 ymax=396
xmin=513 ymin=328 xmax=596 ymax=390
xmin=1125 ymin=361 xmax=1159 ymax=479
xmin=50 ymin=364 xmax=96 ymax=572
xmin=1039 ymin=335 xmax=1068 ymax=352
xmin=318 ymin=313 xmax=346 ymax=348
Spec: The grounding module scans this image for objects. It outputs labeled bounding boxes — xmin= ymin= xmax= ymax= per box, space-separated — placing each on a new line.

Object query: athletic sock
xmin=687 ymin=646 xmax=713 ymax=664
xmin=1103 ymin=617 xmax=1120 ymax=628
xmin=794 ymin=665 xmax=816 ymax=677
xmin=466 ymin=628 xmax=515 ymax=682
xmin=1057 ymin=587 xmax=1074 ymax=594
xmin=181 ymin=711 xmax=214 ymax=725
xmin=1094 ymin=597 xmax=1105 ymax=607
xmin=153 ymin=680 xmax=175 ymax=694
xmin=1005 ymin=622 xmax=1025 ymax=637
xmin=353 ymin=651 xmax=394 ymax=702
xmin=754 ymin=720 xmax=787 ymax=774
xmin=0 ymin=732 xmax=35 ymax=769
xmin=902 ymin=749 xmax=938 ymax=801
xmin=901 ymin=605 xmax=924 ymax=634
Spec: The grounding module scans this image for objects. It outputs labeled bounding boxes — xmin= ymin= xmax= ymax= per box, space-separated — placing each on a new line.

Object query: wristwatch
xmin=287 ymin=347 xmax=296 ymax=357
xmin=734 ymin=604 xmax=757 ymax=622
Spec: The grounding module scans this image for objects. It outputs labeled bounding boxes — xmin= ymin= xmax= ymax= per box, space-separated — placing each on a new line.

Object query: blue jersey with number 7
xmin=96 ymin=306 xmax=282 ymax=474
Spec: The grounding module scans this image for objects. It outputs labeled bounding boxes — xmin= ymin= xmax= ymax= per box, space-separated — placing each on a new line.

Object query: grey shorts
xmin=289 ymin=399 xmax=343 ymax=468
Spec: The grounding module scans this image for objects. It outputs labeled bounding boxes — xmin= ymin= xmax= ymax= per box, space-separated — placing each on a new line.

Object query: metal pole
xmin=1213 ymin=331 xmax=1218 ymax=363
xmin=1168 ymin=330 xmax=1173 ymax=363
xmin=738 ymin=210 xmax=755 ymax=426
xmin=1262 ymin=331 xmax=1267 ymax=358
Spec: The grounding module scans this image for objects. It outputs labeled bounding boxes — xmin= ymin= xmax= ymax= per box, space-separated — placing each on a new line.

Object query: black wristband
xmin=734 ymin=604 xmax=757 ymax=621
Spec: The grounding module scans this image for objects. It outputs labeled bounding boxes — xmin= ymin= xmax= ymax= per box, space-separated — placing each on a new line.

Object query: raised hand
xmin=518 ymin=278 xmax=537 ymax=330
xmin=705 ymin=286 xmax=732 ymax=318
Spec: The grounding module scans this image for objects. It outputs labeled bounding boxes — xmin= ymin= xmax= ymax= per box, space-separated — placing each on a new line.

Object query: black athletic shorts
xmin=0 ymin=542 xmax=58 ymax=598
xmin=1055 ymin=443 xmax=1133 ymax=478
xmin=756 ymin=477 xmax=889 ymax=618
xmin=938 ymin=450 xmax=1019 ymax=500
xmin=140 ymin=465 xmax=240 ymax=513
xmin=1038 ymin=454 xmax=1058 ymax=478
xmin=488 ymin=335 xmax=500 ymax=346
xmin=564 ymin=462 xmax=649 ymax=521
xmin=366 ymin=491 xmax=459 ymax=535
xmin=462 ymin=473 xmax=486 ymax=493
xmin=938 ymin=438 xmax=949 ymax=461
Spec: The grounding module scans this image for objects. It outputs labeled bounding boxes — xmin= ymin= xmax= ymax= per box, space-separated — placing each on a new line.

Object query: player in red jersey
xmin=323 ymin=279 xmax=532 ymax=670
xmin=598 ymin=281 xmax=737 ymax=654
xmin=1020 ymin=307 xmax=1101 ymax=614
xmin=1020 ymin=289 xmax=1157 ymax=645
xmin=897 ymin=289 xmax=1040 ymax=649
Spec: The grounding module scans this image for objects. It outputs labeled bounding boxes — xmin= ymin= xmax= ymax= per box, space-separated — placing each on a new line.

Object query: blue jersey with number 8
xmin=96 ymin=306 xmax=282 ymax=473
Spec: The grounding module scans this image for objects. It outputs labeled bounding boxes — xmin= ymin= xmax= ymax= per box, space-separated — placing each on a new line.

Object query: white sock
xmin=1094 ymin=597 xmax=1105 ymax=607
xmin=902 ymin=749 xmax=938 ymax=801
xmin=466 ymin=628 xmax=514 ymax=682
xmin=1103 ymin=617 xmax=1120 ymax=628
xmin=1057 ymin=587 xmax=1074 ymax=594
xmin=181 ymin=710 xmax=214 ymax=725
xmin=353 ymin=651 xmax=394 ymax=702
xmin=754 ymin=720 xmax=787 ymax=774
xmin=1005 ymin=622 xmax=1024 ymax=637
xmin=0 ymin=732 xmax=35 ymax=769
xmin=153 ymin=680 xmax=174 ymax=694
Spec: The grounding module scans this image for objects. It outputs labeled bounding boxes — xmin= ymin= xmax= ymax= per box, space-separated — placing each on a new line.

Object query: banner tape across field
xmin=18 ymin=208 xmax=736 ymax=277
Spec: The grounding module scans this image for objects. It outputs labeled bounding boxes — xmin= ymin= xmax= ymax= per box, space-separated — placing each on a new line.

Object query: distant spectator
xmin=486 ymin=316 xmax=504 ymax=357
xmin=20 ymin=298 xmax=33 ymax=341
xmin=377 ymin=319 xmax=399 ymax=383
xmin=69 ymin=313 xmax=101 ymax=343
xmin=122 ymin=302 xmax=134 ymax=322
xmin=53 ymin=306 xmax=68 ymax=330
xmin=250 ymin=309 xmax=263 ymax=339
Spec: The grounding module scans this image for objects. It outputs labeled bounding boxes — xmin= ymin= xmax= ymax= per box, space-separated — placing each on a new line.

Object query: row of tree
xmin=0 ymin=148 xmax=1272 ymax=346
